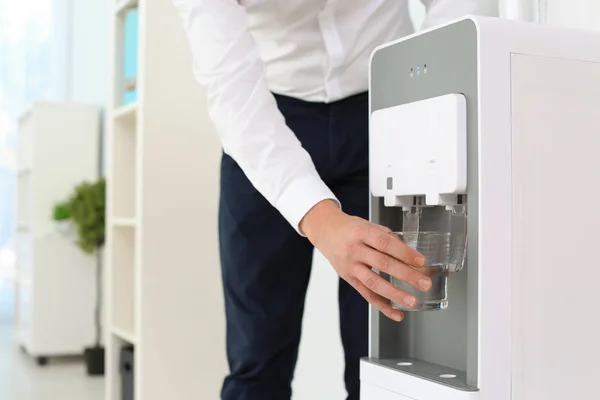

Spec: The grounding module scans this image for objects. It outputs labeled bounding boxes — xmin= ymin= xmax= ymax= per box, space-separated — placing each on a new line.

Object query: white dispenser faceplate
xmin=370 ymin=94 xmax=467 ymax=206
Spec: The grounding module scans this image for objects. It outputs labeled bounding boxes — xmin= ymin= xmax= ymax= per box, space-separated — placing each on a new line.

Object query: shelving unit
xmin=15 ymin=102 xmax=100 ymax=362
xmin=106 ymin=1 xmax=227 ymax=399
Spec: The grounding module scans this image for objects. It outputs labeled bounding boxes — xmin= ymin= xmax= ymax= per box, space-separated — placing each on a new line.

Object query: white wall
xmin=68 ymin=0 xmax=109 ymax=175
xmin=500 ymin=0 xmax=600 ymax=26
xmin=545 ymin=0 xmax=600 ymax=29
xmin=50 ymin=0 xmax=109 ymax=175
xmin=293 ymin=250 xmax=346 ymax=399
xmin=51 ymin=0 xmax=109 ymax=106
xmin=69 ymin=0 xmax=110 ymax=105
xmin=49 ymin=0 xmax=70 ymax=102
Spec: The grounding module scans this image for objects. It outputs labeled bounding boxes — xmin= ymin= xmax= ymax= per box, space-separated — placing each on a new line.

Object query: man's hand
xmin=300 ymin=200 xmax=432 ymax=322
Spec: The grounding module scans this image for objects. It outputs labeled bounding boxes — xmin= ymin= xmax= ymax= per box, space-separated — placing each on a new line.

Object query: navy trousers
xmin=219 ymin=92 xmax=369 ymax=400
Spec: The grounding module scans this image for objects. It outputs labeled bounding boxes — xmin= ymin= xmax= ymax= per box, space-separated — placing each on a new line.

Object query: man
xmin=172 ymin=1 xmax=478 ymax=399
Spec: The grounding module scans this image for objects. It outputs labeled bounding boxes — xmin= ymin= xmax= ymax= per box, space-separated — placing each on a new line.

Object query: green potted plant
xmin=53 ymin=201 xmax=74 ymax=235
xmin=53 ymin=178 xmax=106 ymax=376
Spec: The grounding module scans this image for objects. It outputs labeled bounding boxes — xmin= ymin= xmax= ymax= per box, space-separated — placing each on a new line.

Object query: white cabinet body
xmin=16 ymin=102 xmax=100 ymax=358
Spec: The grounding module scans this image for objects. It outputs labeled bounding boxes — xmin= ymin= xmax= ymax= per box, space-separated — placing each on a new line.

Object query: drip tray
xmin=362 ymin=357 xmax=478 ymax=392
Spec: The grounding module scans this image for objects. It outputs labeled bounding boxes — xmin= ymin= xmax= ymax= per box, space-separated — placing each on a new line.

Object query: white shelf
xmin=17 ymin=222 xmax=30 ymax=231
xmin=112 ymin=326 xmax=137 ymax=344
xmin=115 ymin=0 xmax=138 ymax=16
xmin=18 ymin=168 xmax=32 ymax=176
xmin=113 ymin=102 xmax=137 ymax=120
xmin=106 ymin=1 xmax=227 ymax=399
xmin=112 ymin=217 xmax=137 ymax=227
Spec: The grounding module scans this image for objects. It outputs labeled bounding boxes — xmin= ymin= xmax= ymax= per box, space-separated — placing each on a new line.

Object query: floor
xmin=0 ymin=247 xmax=104 ymax=400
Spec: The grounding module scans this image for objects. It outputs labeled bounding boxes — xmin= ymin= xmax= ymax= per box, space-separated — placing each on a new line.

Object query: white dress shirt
xmin=172 ymin=0 xmax=478 ymax=234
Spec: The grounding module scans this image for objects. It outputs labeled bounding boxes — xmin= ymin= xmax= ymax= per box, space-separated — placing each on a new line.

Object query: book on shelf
xmin=123 ymin=7 xmax=139 ymax=106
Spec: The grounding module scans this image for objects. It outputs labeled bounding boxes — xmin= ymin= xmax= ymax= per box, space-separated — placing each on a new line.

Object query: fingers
xmin=358 ymin=245 xmax=432 ymax=292
xmin=363 ymin=225 xmax=426 ymax=268
xmin=349 ymin=277 xmax=405 ymax=322
xmin=371 ymin=224 xmax=392 ymax=234
xmin=354 ymin=265 xmax=419 ymax=311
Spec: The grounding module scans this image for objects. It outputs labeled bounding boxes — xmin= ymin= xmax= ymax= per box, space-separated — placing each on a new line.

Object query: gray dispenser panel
xmin=367 ymin=19 xmax=479 ymax=390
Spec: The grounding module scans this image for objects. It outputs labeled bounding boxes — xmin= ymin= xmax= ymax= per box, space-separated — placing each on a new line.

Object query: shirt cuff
xmin=275 ymin=175 xmax=341 ymax=236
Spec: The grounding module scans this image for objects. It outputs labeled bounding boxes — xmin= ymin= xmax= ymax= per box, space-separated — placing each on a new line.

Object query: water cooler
xmin=362 ymin=16 xmax=600 ymax=400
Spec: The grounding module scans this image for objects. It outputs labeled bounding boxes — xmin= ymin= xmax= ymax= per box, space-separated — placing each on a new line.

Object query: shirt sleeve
xmin=420 ymin=0 xmax=480 ymax=29
xmin=171 ymin=0 xmax=339 ymax=235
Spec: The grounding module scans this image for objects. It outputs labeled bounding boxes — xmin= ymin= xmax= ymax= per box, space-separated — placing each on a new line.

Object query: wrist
xmin=300 ymin=199 xmax=343 ymax=243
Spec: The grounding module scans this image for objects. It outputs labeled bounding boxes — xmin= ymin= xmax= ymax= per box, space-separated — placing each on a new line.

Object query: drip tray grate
xmin=363 ymin=358 xmax=478 ymax=391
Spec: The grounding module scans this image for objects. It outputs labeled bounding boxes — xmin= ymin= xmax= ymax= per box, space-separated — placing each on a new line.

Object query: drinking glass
xmin=391 ymin=231 xmax=466 ymax=311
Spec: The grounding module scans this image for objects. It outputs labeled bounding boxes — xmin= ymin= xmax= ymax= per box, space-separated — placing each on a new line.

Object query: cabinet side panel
xmin=511 ymin=54 xmax=600 ymax=400
xmin=137 ymin=2 xmax=228 ymax=400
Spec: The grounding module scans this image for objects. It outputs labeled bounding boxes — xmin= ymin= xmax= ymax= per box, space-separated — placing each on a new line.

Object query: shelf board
xmin=113 ymin=102 xmax=137 ymax=121
xmin=112 ymin=217 xmax=137 ymax=227
xmin=112 ymin=326 xmax=136 ymax=344
xmin=18 ymin=168 xmax=32 ymax=176
xmin=115 ymin=0 xmax=138 ymax=15
xmin=17 ymin=222 xmax=30 ymax=231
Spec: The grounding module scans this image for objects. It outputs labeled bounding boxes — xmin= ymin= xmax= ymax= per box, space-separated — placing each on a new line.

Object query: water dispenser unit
xmin=362 ymin=16 xmax=600 ymax=400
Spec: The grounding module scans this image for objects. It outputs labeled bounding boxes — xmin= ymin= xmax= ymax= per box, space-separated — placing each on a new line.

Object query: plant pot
xmin=84 ymin=346 xmax=105 ymax=376
xmin=54 ymin=220 xmax=74 ymax=236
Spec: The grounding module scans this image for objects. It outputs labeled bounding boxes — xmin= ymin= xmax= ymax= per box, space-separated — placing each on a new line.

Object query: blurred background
xmin=0 ymin=0 xmax=598 ymax=399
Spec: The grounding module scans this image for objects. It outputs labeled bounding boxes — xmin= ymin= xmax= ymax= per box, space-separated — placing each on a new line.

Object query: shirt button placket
xmin=318 ymin=1 xmax=344 ymax=102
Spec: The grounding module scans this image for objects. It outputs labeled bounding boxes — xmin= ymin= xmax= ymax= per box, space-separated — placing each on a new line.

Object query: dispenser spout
xmin=402 ymin=204 xmax=422 ymax=233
